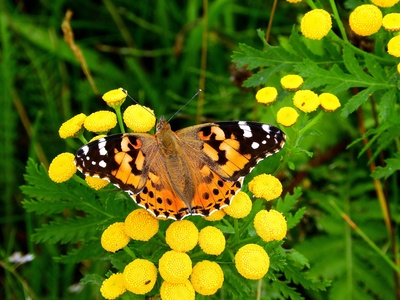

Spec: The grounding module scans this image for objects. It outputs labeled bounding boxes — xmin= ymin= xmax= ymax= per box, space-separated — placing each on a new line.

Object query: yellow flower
xmin=383 ymin=14 xmax=400 ymax=32
xmin=48 ymin=152 xmax=76 ymax=183
xmin=123 ymin=259 xmax=157 ymax=294
xmin=371 ymin=0 xmax=399 ymax=7
xmin=125 ymin=209 xmax=159 ymax=241
xmin=280 ymin=74 xmax=304 ymax=91
xmin=293 ymin=90 xmax=320 ymax=113
xmin=203 ymin=209 xmax=226 ymax=221
xmin=160 ymin=280 xmax=195 ymax=300
xmin=388 ymin=35 xmax=400 ymax=57
xmin=349 ymin=5 xmax=382 ymax=36
xmin=397 ymin=63 xmax=400 ymax=74
xmin=159 ymin=250 xmax=192 ymax=284
xmin=190 ymin=261 xmax=224 ymax=296
xmin=300 ymin=9 xmax=332 ymax=40
xmin=89 ymin=134 xmax=107 ymax=142
xmin=198 ymin=226 xmax=226 ymax=256
xmin=85 ymin=176 xmax=109 ymax=190
xmin=319 ymin=93 xmax=341 ymax=112
xmin=166 ymin=220 xmax=199 ymax=252
xmin=286 ymin=0 xmax=302 ymax=3
xmin=100 ymin=273 xmax=126 ymax=300
xmin=84 ymin=110 xmax=117 ymax=133
xmin=58 ymin=113 xmax=86 ymax=139
xmin=223 ymin=191 xmax=252 ymax=219
xmin=277 ymin=107 xmax=299 ymax=127
xmin=254 ymin=210 xmax=287 ymax=242
xmin=235 ymin=244 xmax=270 ymax=280
xmin=102 ymin=88 xmax=127 ymax=109
xmin=255 ymin=87 xmax=278 ymax=105
xmin=101 ymin=222 xmax=130 ymax=252
xmin=248 ymin=174 xmax=282 ymax=201
xmin=123 ymin=104 xmax=156 ymax=133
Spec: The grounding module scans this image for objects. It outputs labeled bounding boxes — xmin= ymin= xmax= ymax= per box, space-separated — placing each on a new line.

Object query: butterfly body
xmin=75 ymin=117 xmax=285 ymax=220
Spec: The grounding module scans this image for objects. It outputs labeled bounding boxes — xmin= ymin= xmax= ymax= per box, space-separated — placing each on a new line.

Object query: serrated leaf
xmin=276 ymin=187 xmax=303 ymax=215
xmin=341 ymin=86 xmax=379 ymax=118
xmin=32 ymin=216 xmax=103 ymax=244
xmin=372 ymin=153 xmax=400 ymax=179
xmin=379 ymin=88 xmax=397 ymax=121
xmin=287 ymin=207 xmax=306 ymax=230
xmin=343 ymin=46 xmax=373 ymax=82
xmin=55 ymin=239 xmax=104 ymax=264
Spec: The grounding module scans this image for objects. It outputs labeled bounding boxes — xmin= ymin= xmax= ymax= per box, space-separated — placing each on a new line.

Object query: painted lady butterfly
xmin=75 ymin=117 xmax=285 ymax=220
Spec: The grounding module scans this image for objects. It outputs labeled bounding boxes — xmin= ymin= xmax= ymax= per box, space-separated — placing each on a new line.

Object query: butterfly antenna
xmin=120 ymin=88 xmax=156 ymax=118
xmin=167 ymin=89 xmax=202 ymax=122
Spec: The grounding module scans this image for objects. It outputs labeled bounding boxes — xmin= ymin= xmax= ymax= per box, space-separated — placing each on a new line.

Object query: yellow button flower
xmin=293 ymin=90 xmax=320 ymax=113
xmin=102 ymin=88 xmax=127 ymax=109
xmin=190 ymin=261 xmax=224 ymax=296
xmin=254 ymin=210 xmax=287 ymax=242
xmin=58 ymin=113 xmax=86 ymax=139
xmin=300 ymin=9 xmax=332 ymax=40
xmin=349 ymin=5 xmax=382 ymax=36
xmin=166 ymin=220 xmax=199 ymax=252
xmin=123 ymin=104 xmax=156 ymax=133
xmin=123 ymin=259 xmax=157 ymax=294
xmin=235 ymin=244 xmax=270 ymax=280
xmin=388 ymin=35 xmax=400 ymax=57
xmin=286 ymin=0 xmax=302 ymax=3
xmin=100 ymin=273 xmax=126 ymax=300
xmin=48 ymin=152 xmax=76 ymax=183
xmin=277 ymin=107 xmax=299 ymax=127
xmin=160 ymin=280 xmax=195 ymax=300
xmin=159 ymin=250 xmax=192 ymax=284
xmin=280 ymin=74 xmax=304 ymax=91
xmin=383 ymin=14 xmax=400 ymax=32
xmin=223 ymin=191 xmax=252 ymax=219
xmin=319 ymin=93 xmax=341 ymax=112
xmin=84 ymin=110 xmax=117 ymax=133
xmin=125 ymin=209 xmax=159 ymax=241
xmin=101 ymin=222 xmax=130 ymax=252
xmin=203 ymin=209 xmax=226 ymax=221
xmin=371 ymin=0 xmax=399 ymax=7
xmin=248 ymin=174 xmax=282 ymax=201
xmin=198 ymin=226 xmax=226 ymax=256
xmin=255 ymin=87 xmax=278 ymax=105
xmin=85 ymin=176 xmax=109 ymax=190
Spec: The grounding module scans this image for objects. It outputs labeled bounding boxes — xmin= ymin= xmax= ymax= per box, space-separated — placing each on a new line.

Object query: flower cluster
xmin=256 ymin=73 xmax=341 ymax=128
xmin=50 ymin=88 xmax=289 ymax=299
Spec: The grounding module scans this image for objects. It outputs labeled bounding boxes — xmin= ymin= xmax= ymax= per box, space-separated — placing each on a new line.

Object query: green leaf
xmin=372 ymin=153 xmax=400 ymax=179
xmin=276 ymin=187 xmax=303 ymax=215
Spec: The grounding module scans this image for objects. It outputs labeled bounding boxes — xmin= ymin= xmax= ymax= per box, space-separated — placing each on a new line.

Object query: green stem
xmin=114 ymin=106 xmax=125 ymax=133
xmin=298 ymin=110 xmax=324 ymax=137
xmin=123 ymin=246 xmax=137 ymax=259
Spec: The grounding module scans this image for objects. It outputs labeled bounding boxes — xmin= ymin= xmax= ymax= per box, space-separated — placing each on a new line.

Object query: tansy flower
xmin=383 ymin=14 xmax=400 ymax=32
xmin=100 ymin=273 xmax=126 ymax=300
xmin=102 ymin=88 xmax=127 ymax=109
xmin=300 ymin=9 xmax=332 ymax=40
xmin=371 ymin=0 xmax=399 ymax=7
xmin=254 ymin=210 xmax=287 ymax=242
xmin=84 ymin=111 xmax=117 ymax=133
xmin=248 ymin=174 xmax=282 ymax=201
xmin=388 ymin=35 xmax=400 ymax=57
xmin=123 ymin=259 xmax=157 ymax=294
xmin=159 ymin=250 xmax=192 ymax=284
xmin=349 ymin=5 xmax=382 ymax=36
xmin=319 ymin=93 xmax=341 ymax=112
xmin=286 ymin=0 xmax=302 ymax=3
xmin=58 ymin=113 xmax=86 ymax=139
xmin=123 ymin=104 xmax=156 ymax=133
xmin=235 ymin=244 xmax=270 ymax=280
xmin=277 ymin=107 xmax=299 ymax=127
xmin=85 ymin=176 xmax=109 ymax=190
xmin=160 ymin=280 xmax=195 ymax=300
xmin=223 ymin=191 xmax=252 ymax=218
xmin=203 ymin=209 xmax=226 ymax=221
xmin=198 ymin=226 xmax=226 ymax=256
xmin=280 ymin=74 xmax=304 ymax=91
xmin=125 ymin=209 xmax=159 ymax=241
xmin=255 ymin=87 xmax=278 ymax=105
xmin=293 ymin=90 xmax=320 ymax=113
xmin=48 ymin=152 xmax=76 ymax=183
xmin=101 ymin=222 xmax=131 ymax=252
xmin=166 ymin=220 xmax=199 ymax=252
xmin=190 ymin=261 xmax=224 ymax=296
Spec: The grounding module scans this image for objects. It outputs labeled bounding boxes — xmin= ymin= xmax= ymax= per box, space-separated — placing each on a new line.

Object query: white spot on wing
xmin=81 ymin=145 xmax=89 ymax=155
xmin=99 ymin=147 xmax=108 ymax=156
xmin=262 ymin=124 xmax=271 ymax=133
xmin=239 ymin=121 xmax=252 ymax=138
xmin=262 ymin=140 xmax=267 ymax=144
xmin=99 ymin=160 xmax=107 ymax=168
xmin=251 ymin=142 xmax=260 ymax=149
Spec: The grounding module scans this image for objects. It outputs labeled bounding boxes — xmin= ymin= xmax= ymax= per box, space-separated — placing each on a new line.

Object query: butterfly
xmin=75 ymin=117 xmax=285 ymax=220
